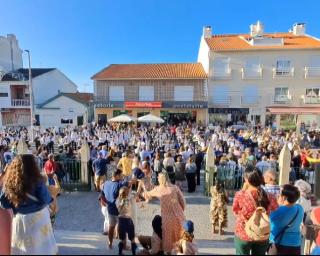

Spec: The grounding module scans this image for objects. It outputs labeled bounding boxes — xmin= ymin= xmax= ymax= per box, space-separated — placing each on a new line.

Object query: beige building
xmin=198 ymin=22 xmax=320 ymax=129
xmin=91 ymin=63 xmax=208 ymax=125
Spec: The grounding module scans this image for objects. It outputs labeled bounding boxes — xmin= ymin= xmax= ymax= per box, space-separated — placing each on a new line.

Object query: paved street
xmin=55 ymin=178 xmax=236 ymax=255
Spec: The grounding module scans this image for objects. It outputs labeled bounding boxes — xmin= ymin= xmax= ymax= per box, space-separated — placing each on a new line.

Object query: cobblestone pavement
xmin=55 ymin=175 xmax=236 ymax=254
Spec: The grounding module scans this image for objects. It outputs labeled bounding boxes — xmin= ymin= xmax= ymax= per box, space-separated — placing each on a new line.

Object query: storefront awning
xmin=267 ymin=107 xmax=320 ymax=115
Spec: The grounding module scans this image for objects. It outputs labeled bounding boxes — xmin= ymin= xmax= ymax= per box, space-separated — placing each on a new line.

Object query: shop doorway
xmin=231 ymin=113 xmax=247 ymax=124
xmin=137 ymin=112 xmax=149 ymax=118
xmin=167 ymin=111 xmax=196 ymax=124
xmin=98 ymin=114 xmax=107 ymax=126
xmin=77 ymin=116 xmax=84 ymax=126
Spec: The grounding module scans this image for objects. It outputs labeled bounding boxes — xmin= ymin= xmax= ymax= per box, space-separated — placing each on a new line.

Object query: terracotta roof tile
xmin=62 ymin=92 xmax=93 ymax=105
xmin=205 ymin=32 xmax=320 ymax=51
xmin=91 ymin=63 xmax=207 ymax=80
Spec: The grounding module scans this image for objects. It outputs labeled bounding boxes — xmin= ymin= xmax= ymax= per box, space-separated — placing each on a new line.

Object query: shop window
xmin=137 ymin=112 xmax=149 ymax=118
xmin=61 ymin=118 xmax=73 ymax=124
xmin=109 ymin=86 xmax=124 ymax=101
xmin=280 ymin=114 xmax=296 ymax=131
xmin=174 ymin=86 xmax=193 ymax=101
xmin=113 ymin=110 xmax=128 ymax=117
xmin=139 ymin=86 xmax=154 ymax=101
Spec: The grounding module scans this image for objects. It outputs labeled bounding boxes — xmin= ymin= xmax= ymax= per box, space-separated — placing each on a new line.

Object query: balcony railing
xmin=272 ymin=95 xmax=293 ymax=104
xmin=11 ymin=99 xmax=30 ymax=107
xmin=212 ymin=68 xmax=232 ymax=79
xmin=240 ymin=96 xmax=261 ymax=105
xmin=241 ymin=67 xmax=262 ymax=79
xmin=304 ymin=67 xmax=320 ymax=79
xmin=272 ymin=67 xmax=295 ymax=78
xmin=303 ymin=96 xmax=320 ymax=104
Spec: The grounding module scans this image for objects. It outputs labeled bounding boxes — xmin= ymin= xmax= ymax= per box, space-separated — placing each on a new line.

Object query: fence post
xmin=80 ymin=142 xmax=90 ymax=189
xmin=279 ymin=143 xmax=291 ymax=186
xmin=17 ymin=140 xmax=28 ymax=155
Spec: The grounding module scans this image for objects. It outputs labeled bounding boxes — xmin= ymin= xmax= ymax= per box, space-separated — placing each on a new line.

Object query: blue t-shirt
xmin=270 ymin=204 xmax=304 ymax=247
xmin=92 ymin=158 xmax=108 ymax=176
xmin=0 ymin=182 xmax=53 ymax=215
xmin=103 ymin=180 xmax=128 ymax=216
xmin=311 ymin=246 xmax=320 ymax=255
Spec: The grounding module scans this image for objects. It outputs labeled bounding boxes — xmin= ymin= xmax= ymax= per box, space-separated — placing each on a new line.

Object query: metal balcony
xmin=212 ymin=68 xmax=232 ymax=80
xmin=240 ymin=96 xmax=261 ymax=105
xmin=272 ymin=95 xmax=293 ymax=105
xmin=304 ymin=67 xmax=320 ymax=79
xmin=272 ymin=67 xmax=295 ymax=78
xmin=241 ymin=67 xmax=263 ymax=79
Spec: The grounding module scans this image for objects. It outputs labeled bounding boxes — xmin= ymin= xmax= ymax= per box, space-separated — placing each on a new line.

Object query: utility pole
xmin=25 ymin=50 xmax=34 ymax=140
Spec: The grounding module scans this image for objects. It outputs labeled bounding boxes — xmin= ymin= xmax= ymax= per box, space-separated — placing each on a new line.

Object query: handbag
xmin=268 ymin=207 xmax=300 ymax=255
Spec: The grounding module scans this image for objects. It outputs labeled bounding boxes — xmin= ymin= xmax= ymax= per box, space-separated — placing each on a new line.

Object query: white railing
xmin=212 ymin=68 xmax=232 ymax=79
xmin=272 ymin=95 xmax=293 ymax=104
xmin=240 ymin=96 xmax=261 ymax=105
xmin=272 ymin=67 xmax=295 ymax=78
xmin=11 ymin=99 xmax=30 ymax=107
xmin=303 ymin=96 xmax=320 ymax=104
xmin=241 ymin=67 xmax=263 ymax=79
xmin=304 ymin=67 xmax=320 ymax=79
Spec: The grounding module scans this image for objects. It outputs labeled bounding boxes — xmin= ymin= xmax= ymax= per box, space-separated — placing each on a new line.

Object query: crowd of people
xmin=0 ymin=121 xmax=320 ymax=255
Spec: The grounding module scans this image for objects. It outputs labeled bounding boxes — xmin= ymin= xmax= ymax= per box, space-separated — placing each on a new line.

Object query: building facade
xmin=198 ymin=22 xmax=320 ymax=129
xmin=0 ymin=34 xmax=23 ymax=75
xmin=92 ymin=63 xmax=208 ymax=125
xmin=36 ymin=92 xmax=93 ymax=127
xmin=0 ymin=68 xmax=79 ymax=127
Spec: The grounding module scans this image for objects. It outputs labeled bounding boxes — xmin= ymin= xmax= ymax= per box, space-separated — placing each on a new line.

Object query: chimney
xmin=292 ymin=23 xmax=306 ymax=36
xmin=250 ymin=21 xmax=264 ymax=37
xmin=7 ymin=34 xmax=17 ymax=42
xmin=203 ymin=26 xmax=212 ymax=39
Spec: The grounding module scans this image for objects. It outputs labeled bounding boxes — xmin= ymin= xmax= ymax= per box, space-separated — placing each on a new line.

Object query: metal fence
xmin=204 ymin=163 xmax=317 ymax=197
xmin=44 ymin=159 xmax=92 ymax=192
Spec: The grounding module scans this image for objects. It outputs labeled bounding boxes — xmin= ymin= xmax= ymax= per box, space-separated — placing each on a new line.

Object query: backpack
xmin=245 ymin=193 xmax=270 ymax=241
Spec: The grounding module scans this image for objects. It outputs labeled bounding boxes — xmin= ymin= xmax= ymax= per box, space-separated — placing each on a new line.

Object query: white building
xmin=0 ymin=34 xmax=23 ymax=75
xmin=0 ymin=68 xmax=81 ymax=127
xmin=36 ymin=92 xmax=93 ymax=127
xmin=198 ymin=22 xmax=320 ymax=129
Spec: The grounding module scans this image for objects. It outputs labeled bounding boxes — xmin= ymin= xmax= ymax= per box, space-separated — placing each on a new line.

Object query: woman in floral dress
xmin=145 ymin=172 xmax=186 ymax=253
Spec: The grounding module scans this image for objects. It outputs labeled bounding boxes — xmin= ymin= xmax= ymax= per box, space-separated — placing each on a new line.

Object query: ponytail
xmin=257 ymin=186 xmax=270 ymax=210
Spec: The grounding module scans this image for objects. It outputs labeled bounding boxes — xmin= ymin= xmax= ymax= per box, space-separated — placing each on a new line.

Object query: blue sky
xmin=1 ymin=0 xmax=319 ymax=92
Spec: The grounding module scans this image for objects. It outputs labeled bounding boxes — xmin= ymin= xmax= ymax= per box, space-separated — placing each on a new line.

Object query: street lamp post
xmin=24 ymin=50 xmax=34 ymax=140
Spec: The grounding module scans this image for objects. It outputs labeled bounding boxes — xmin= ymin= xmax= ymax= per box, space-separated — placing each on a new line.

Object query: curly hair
xmin=3 ymin=154 xmax=44 ymax=207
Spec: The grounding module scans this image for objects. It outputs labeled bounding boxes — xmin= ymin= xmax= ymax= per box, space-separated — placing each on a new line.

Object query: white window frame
xmin=276 ymin=59 xmax=291 ymax=75
xmin=213 ymin=57 xmax=230 ymax=76
xmin=242 ymin=86 xmax=258 ymax=104
xmin=109 ymin=86 xmax=124 ymax=101
xmin=174 ymin=86 xmax=193 ymax=101
xmin=306 ymin=88 xmax=320 ymax=97
xmin=274 ymin=87 xmax=290 ymax=102
xmin=139 ymin=86 xmax=154 ymax=101
xmin=211 ymin=86 xmax=229 ymax=104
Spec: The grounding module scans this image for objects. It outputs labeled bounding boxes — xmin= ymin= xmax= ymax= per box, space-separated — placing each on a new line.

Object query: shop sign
xmin=94 ymin=102 xmax=124 ymax=108
xmin=125 ymin=101 xmax=162 ymax=108
xmin=209 ymin=108 xmax=249 ymax=114
xmin=163 ymin=101 xmax=208 ymax=109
